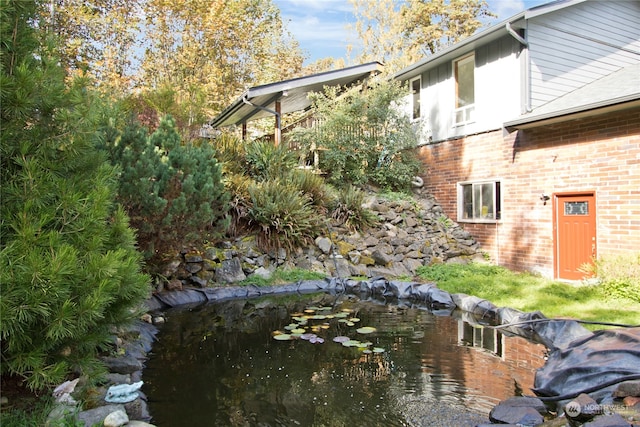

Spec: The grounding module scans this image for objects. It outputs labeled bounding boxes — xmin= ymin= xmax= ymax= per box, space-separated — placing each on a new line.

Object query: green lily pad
xmin=346 ymin=322 xmax=355 ymax=327
xmin=356 ymin=327 xmax=377 ymax=334
xmin=334 ymin=312 xmax=349 ymax=318
xmin=342 ymin=340 xmax=361 ymax=347
xmin=362 ymin=349 xmax=372 ymax=354
xmin=291 ymin=328 xmax=306 ymax=334
xmin=372 ymin=347 xmax=385 ymax=353
xmin=273 ymin=334 xmax=293 ymax=341
xmin=349 ymin=318 xmax=360 ymax=322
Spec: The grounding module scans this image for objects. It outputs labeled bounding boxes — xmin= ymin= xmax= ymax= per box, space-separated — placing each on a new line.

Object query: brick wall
xmin=415 ymin=108 xmax=640 ymax=277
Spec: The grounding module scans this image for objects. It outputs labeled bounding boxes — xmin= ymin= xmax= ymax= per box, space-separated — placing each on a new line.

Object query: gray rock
xmin=315 ymin=236 xmax=333 ymax=254
xmin=614 ymin=381 xmax=640 ymax=398
xmin=215 ymin=258 xmax=246 ymax=283
xmin=101 ymin=355 xmax=142 ymax=374
xmin=583 ymin=414 xmax=632 ymax=427
xmin=371 ymin=249 xmax=392 ymax=266
xmin=77 ymin=404 xmax=125 ymax=427
xmin=489 ymin=400 xmax=544 ymax=426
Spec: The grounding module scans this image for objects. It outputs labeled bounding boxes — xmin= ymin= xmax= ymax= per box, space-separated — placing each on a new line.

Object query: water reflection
xmin=143 ymin=293 xmax=546 ymax=426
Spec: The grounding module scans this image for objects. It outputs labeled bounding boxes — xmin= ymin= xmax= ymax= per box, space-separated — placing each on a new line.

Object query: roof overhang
xmin=393 ymin=13 xmax=525 ymax=82
xmin=504 ymin=97 xmax=640 ymax=131
xmin=210 ymin=61 xmax=384 ymax=129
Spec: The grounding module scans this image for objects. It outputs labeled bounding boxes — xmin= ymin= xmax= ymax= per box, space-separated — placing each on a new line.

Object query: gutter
xmin=505 ymin=20 xmax=532 ymax=113
xmin=242 ymin=94 xmax=281 ymax=135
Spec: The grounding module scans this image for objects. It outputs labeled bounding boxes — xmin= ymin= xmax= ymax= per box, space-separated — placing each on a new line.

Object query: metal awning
xmin=210 ymin=61 xmax=383 ymax=129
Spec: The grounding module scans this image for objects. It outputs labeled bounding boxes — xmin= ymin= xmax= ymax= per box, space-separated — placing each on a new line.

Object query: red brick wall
xmin=415 ymin=108 xmax=640 ymax=277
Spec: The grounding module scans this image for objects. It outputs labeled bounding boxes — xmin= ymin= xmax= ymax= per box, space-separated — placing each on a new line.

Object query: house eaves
xmin=210 ymin=61 xmax=383 ymax=129
xmin=504 ymin=63 xmax=640 ymax=131
xmin=393 ymin=0 xmax=587 ymax=82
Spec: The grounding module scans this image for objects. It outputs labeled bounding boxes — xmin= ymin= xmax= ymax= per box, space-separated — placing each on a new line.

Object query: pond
xmin=142 ymin=293 xmax=547 ymax=426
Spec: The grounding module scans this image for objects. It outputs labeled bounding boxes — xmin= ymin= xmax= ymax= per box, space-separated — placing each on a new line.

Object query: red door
xmin=554 ymin=193 xmax=596 ymax=280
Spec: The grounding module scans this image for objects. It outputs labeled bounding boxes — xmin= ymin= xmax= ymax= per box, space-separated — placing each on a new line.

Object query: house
xmin=393 ymin=0 xmax=640 ymax=280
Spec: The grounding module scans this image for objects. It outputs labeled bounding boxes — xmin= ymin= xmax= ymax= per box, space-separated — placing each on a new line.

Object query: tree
xmin=1 ymin=0 xmax=149 ymax=390
xmin=138 ymin=0 xmax=305 ymax=139
xmin=349 ymin=0 xmax=494 ymax=73
xmin=37 ymin=0 xmax=143 ymax=96
xmin=99 ymin=116 xmax=231 ymax=271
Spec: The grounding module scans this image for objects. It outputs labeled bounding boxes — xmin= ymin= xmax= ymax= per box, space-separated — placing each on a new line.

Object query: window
xmin=410 ymin=76 xmax=421 ymax=120
xmin=453 ymin=54 xmax=475 ymax=124
xmin=458 ymin=180 xmax=501 ymax=221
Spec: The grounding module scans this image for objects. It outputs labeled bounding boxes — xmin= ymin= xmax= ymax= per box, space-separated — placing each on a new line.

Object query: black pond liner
xmin=142 ymin=277 xmax=640 ymax=414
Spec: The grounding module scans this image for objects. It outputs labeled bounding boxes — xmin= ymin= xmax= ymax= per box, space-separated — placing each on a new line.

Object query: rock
xmin=215 ymin=258 xmax=246 ymax=283
xmin=371 ymin=249 xmax=392 ymax=266
xmin=583 ymin=413 xmax=632 ymax=427
xmin=103 ymin=409 xmax=129 ymax=427
xmin=615 ymin=381 xmax=640 ymax=398
xmin=126 ymin=422 xmax=157 ymax=427
xmin=252 ymin=266 xmax=274 ymax=279
xmin=101 ymin=355 xmax=142 ymax=374
xmin=77 ymin=404 xmax=125 ymax=427
xmin=45 ymin=404 xmax=76 ymax=427
xmin=566 ymin=393 xmax=600 ymax=421
xmin=315 ymin=236 xmax=333 ymax=254
xmin=184 ymin=252 xmax=203 ymax=263
xmin=166 ymin=278 xmax=183 ymax=291
xmin=490 ymin=397 xmax=545 ymax=426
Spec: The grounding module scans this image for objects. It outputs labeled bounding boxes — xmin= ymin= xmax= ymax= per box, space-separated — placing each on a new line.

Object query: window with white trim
xmin=458 ymin=180 xmax=501 ymax=222
xmin=453 ymin=53 xmax=475 ymax=125
xmin=410 ymin=76 xmax=421 ymax=120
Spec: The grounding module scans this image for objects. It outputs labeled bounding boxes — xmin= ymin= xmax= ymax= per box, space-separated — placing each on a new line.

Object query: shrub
xmin=248 ymin=180 xmax=323 ymax=252
xmin=330 ymin=186 xmax=378 ymax=231
xmin=1 ymin=2 xmax=149 ymax=390
xmin=290 ymin=79 xmax=422 ymax=190
xmin=100 ymin=116 xmax=230 ymax=270
xmin=582 ymin=253 xmax=640 ymax=303
xmin=245 ymin=138 xmax=299 ymax=181
xmin=288 ymin=169 xmax=336 ymax=211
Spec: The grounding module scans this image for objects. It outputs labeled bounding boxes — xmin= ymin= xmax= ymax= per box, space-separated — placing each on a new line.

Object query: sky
xmin=274 ymin=0 xmax=551 ymax=64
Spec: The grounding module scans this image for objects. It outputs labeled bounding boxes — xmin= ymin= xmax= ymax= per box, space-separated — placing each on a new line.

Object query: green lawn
xmin=415 ymin=263 xmax=640 ymax=329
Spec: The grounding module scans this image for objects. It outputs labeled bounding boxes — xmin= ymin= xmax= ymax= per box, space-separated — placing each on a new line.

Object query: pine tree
xmin=0 ymin=0 xmax=149 ymax=390
xmin=100 ymin=116 xmax=230 ymax=271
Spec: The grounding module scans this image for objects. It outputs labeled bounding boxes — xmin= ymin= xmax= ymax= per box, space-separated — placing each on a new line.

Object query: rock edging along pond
xmin=64 ymin=278 xmax=639 ymax=426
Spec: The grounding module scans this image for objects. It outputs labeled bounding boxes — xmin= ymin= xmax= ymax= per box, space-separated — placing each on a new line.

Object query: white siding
xmin=528 ymin=0 xmax=640 ymax=108
xmin=412 ymin=35 xmax=522 ymax=143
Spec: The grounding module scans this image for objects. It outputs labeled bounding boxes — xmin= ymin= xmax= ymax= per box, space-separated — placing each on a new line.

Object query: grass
xmin=240 ymin=267 xmax=327 ymax=287
xmin=415 ymin=263 xmax=640 ymax=329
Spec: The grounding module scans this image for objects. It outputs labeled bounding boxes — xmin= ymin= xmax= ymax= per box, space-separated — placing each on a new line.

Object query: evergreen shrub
xmin=1 ymin=1 xmax=149 ymax=390
xmin=100 ymin=116 xmax=230 ymax=270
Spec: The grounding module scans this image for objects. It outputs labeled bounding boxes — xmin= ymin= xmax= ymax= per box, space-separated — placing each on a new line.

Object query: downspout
xmin=242 ymin=94 xmax=281 ymax=141
xmin=506 ymin=21 xmax=532 ymax=113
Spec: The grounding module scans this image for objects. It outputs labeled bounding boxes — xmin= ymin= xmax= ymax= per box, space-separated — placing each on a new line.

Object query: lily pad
xmin=291 ymin=328 xmax=306 ymax=334
xmin=349 ymin=318 xmax=360 ymax=322
xmin=346 ymin=322 xmax=355 ymax=327
xmin=332 ymin=336 xmax=351 ymax=343
xmin=309 ymin=336 xmax=324 ymax=344
xmin=334 ymin=312 xmax=349 ymax=318
xmin=300 ymin=333 xmax=317 ymax=341
xmin=362 ymin=349 xmax=372 ymax=354
xmin=342 ymin=340 xmax=361 ymax=347
xmin=273 ymin=334 xmax=293 ymax=341
xmin=372 ymin=347 xmax=385 ymax=353
xmin=356 ymin=327 xmax=377 ymax=334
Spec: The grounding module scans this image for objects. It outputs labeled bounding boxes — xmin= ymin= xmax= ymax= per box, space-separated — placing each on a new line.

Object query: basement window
xmin=458 ymin=180 xmax=501 ymax=222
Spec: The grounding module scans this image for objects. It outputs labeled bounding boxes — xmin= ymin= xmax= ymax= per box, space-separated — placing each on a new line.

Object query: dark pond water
xmin=142 ymin=293 xmax=547 ymax=426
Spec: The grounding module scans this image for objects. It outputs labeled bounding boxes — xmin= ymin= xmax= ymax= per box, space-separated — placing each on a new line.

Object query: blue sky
xmin=274 ymin=0 xmax=551 ymax=64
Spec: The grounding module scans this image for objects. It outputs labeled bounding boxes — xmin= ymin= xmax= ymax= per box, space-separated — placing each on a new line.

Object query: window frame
xmin=457 ymin=179 xmax=502 ymax=223
xmin=453 ymin=53 xmax=475 ymax=126
xmin=410 ymin=76 xmax=421 ymax=120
